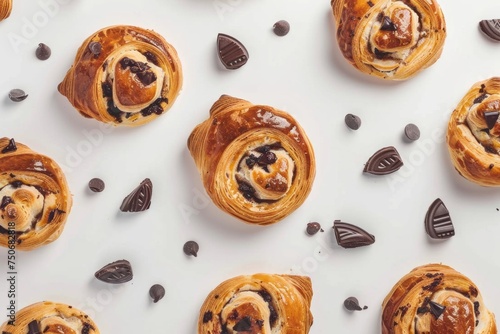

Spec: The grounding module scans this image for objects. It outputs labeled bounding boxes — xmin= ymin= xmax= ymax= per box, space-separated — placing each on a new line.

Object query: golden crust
xmin=382 ymin=264 xmax=496 ymax=334
xmin=198 ymin=273 xmax=313 ymax=334
xmin=58 ymin=25 xmax=183 ymax=127
xmin=187 ymin=95 xmax=316 ymax=225
xmin=0 ymin=0 xmax=12 ymax=21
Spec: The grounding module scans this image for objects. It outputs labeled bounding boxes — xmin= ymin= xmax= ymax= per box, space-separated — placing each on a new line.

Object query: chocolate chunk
xmin=238 ymin=181 xmax=256 ymax=200
xmin=183 ymin=240 xmax=199 ymax=257
xmin=1 ymin=138 xmax=17 ymax=154
xmin=8 ymin=89 xmax=28 ymax=102
xmin=88 ymin=41 xmax=102 ymax=56
xmin=149 ymin=284 xmax=165 ymax=303
xmin=367 ymin=0 xmax=374 ymax=7
xmin=136 ymin=71 xmax=157 ymax=86
xmin=258 ymin=151 xmax=277 ymax=166
xmin=120 ymin=178 xmax=153 ymax=212
xmin=363 ymin=146 xmax=404 ymax=175
xmin=425 ymin=198 xmax=454 ymax=239
xmin=120 ymin=57 xmax=133 ymax=68
xmin=484 ymin=111 xmax=499 ymax=129
xmin=144 ymin=51 xmax=158 ymax=65
xmin=474 ymin=94 xmax=489 ymax=104
xmin=344 ymin=297 xmax=363 ymax=311
xmin=88 ymin=178 xmax=105 ymax=192
xmin=429 ymin=301 xmax=446 ymax=319
xmin=233 ymin=316 xmax=252 ymax=331
xmin=81 ymin=323 xmax=94 ymax=334
xmin=203 ymin=311 xmax=213 ymax=323
xmin=479 ymin=19 xmax=500 ymax=42
xmin=101 ymin=82 xmax=112 ymax=98
xmin=35 ymin=43 xmax=51 ymax=60
xmin=474 ymin=301 xmax=480 ymax=317
xmin=0 ymin=196 xmax=12 ymax=210
xmin=306 ymin=222 xmax=321 ymax=235
xmin=94 ymin=259 xmax=133 ymax=284
xmin=217 ymin=33 xmax=249 ymax=70
xmin=380 ymin=16 xmax=397 ymax=31
xmin=404 ymin=123 xmax=420 ymax=141
xmin=374 ymin=48 xmax=390 ymax=59
xmin=333 ymin=220 xmax=375 ymax=248
xmin=345 ymin=113 xmax=362 ymax=130
xmin=27 ymin=320 xmax=41 ymax=334
xmin=245 ymin=155 xmax=258 ymax=168
xmin=273 ymin=20 xmax=290 ymax=36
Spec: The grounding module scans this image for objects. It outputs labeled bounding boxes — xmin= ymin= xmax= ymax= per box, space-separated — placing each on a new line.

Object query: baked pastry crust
xmin=0 ymin=0 xmax=12 ymax=21
xmin=187 ymin=95 xmax=316 ymax=225
xmin=331 ymin=0 xmax=446 ymax=80
xmin=198 ymin=273 xmax=313 ymax=334
xmin=0 ymin=138 xmax=72 ymax=250
xmin=382 ymin=263 xmax=497 ymax=334
xmin=447 ymin=77 xmax=500 ymax=186
xmin=58 ymin=25 xmax=182 ymax=127
xmin=0 ymin=301 xmax=99 ymax=333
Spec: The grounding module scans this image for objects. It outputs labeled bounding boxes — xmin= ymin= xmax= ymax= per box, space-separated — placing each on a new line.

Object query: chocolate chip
xmin=27 ymin=320 xmax=41 ymax=334
xmin=0 ymin=196 xmax=12 ymax=210
xmin=306 ymin=222 xmax=321 ymax=235
xmin=101 ymin=82 xmax=112 ymax=98
xmin=88 ymin=41 xmax=102 ymax=56
xmin=136 ymin=71 xmax=157 ymax=86
xmin=404 ymin=123 xmax=420 ymax=141
xmin=120 ymin=178 xmax=153 ymax=212
xmin=94 ymin=259 xmax=133 ymax=284
xmin=238 ymin=181 xmax=256 ymax=200
xmin=344 ymin=297 xmax=363 ymax=311
xmin=425 ymin=198 xmax=454 ymax=239
xmin=1 ymin=138 xmax=17 ymax=154
xmin=345 ymin=113 xmax=362 ymax=130
xmin=484 ymin=111 xmax=499 ymax=129
xmin=144 ymin=51 xmax=158 ymax=65
xmin=258 ymin=151 xmax=277 ymax=166
xmin=35 ymin=43 xmax=51 ymax=60
xmin=217 ymin=33 xmax=249 ymax=70
xmin=233 ymin=316 xmax=252 ymax=331
xmin=203 ymin=311 xmax=213 ymax=323
xmin=374 ymin=48 xmax=390 ymax=59
xmin=120 ymin=57 xmax=133 ymax=69
xmin=149 ymin=284 xmax=165 ymax=303
xmin=245 ymin=155 xmax=258 ymax=168
xmin=333 ymin=220 xmax=375 ymax=248
xmin=473 ymin=94 xmax=489 ymax=104
xmin=88 ymin=178 xmax=105 ymax=192
xmin=429 ymin=301 xmax=446 ymax=319
xmin=380 ymin=16 xmax=397 ymax=31
xmin=273 ymin=20 xmax=290 ymax=36
xmin=474 ymin=301 xmax=480 ymax=317
xmin=183 ymin=240 xmax=199 ymax=257
xmin=8 ymin=89 xmax=28 ymax=102
xmin=363 ymin=146 xmax=404 ymax=175
xmin=479 ymin=19 xmax=500 ymax=42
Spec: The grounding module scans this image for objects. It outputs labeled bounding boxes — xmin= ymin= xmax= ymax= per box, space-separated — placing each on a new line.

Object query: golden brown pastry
xmin=58 ymin=25 xmax=182 ymax=127
xmin=198 ymin=273 xmax=313 ymax=334
xmin=0 ymin=301 xmax=99 ymax=333
xmin=188 ymin=95 xmax=316 ymax=225
xmin=331 ymin=0 xmax=446 ymax=80
xmin=382 ymin=264 xmax=497 ymax=334
xmin=0 ymin=0 xmax=12 ymax=21
xmin=447 ymin=77 xmax=500 ymax=186
xmin=0 ymin=138 xmax=72 ymax=251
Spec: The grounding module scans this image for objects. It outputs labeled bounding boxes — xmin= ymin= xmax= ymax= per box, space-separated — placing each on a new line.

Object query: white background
xmin=1 ymin=0 xmax=500 ymax=333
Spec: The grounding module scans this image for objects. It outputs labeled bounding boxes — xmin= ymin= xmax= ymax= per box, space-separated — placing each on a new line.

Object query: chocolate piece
xmin=203 ymin=311 xmax=213 ymax=323
xmin=306 ymin=222 xmax=321 ymax=235
xmin=0 ymin=196 xmax=13 ymax=210
xmin=429 ymin=301 xmax=446 ymax=319
xmin=217 ymin=33 xmax=249 ymax=70
xmin=484 ymin=111 xmax=499 ymax=129
xmin=183 ymin=240 xmax=199 ymax=257
xmin=88 ymin=178 xmax=105 ymax=192
xmin=35 ymin=43 xmax=51 ymax=60
xmin=273 ymin=20 xmax=290 ymax=36
xmin=233 ymin=316 xmax=252 ymax=331
xmin=479 ymin=19 xmax=500 ymax=42
xmin=374 ymin=48 xmax=390 ymax=59
xmin=238 ymin=180 xmax=256 ymax=200
xmin=1 ymin=138 xmax=17 ymax=154
xmin=136 ymin=71 xmax=157 ymax=86
xmin=95 ymin=259 xmax=133 ymax=284
xmin=258 ymin=151 xmax=277 ymax=166
xmin=344 ymin=297 xmax=363 ymax=311
xmin=425 ymin=198 xmax=454 ymax=239
xmin=363 ymin=146 xmax=403 ymax=175
xmin=404 ymin=123 xmax=420 ymax=141
xmin=245 ymin=154 xmax=258 ymax=168
xmin=149 ymin=284 xmax=165 ymax=303
xmin=27 ymin=320 xmax=41 ymax=334
xmin=8 ymin=89 xmax=28 ymax=102
xmin=380 ymin=16 xmax=397 ymax=31
xmin=345 ymin=113 xmax=362 ymax=130
xmin=88 ymin=41 xmax=102 ymax=56
xmin=474 ymin=94 xmax=489 ymax=104
xmin=333 ymin=220 xmax=375 ymax=248
xmin=120 ymin=178 xmax=153 ymax=212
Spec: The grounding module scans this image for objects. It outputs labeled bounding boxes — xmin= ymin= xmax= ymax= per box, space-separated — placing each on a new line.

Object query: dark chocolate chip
xmin=149 ymin=284 xmax=165 ymax=303
xmin=479 ymin=19 xmax=500 ymax=42
xmin=11 ymin=181 xmax=22 ymax=188
xmin=429 ymin=301 xmax=446 ymax=319
xmin=474 ymin=301 xmax=480 ymax=317
xmin=473 ymin=94 xmax=489 ymax=104
xmin=88 ymin=41 xmax=102 ymax=56
xmin=238 ymin=181 xmax=256 ymax=200
xmin=1 ymin=138 xmax=17 ymax=154
xmin=306 ymin=222 xmax=321 ymax=235
xmin=88 ymin=178 xmax=105 ymax=192
xmin=363 ymin=146 xmax=404 ymax=175
xmin=35 ymin=43 xmax=51 ymax=60
xmin=120 ymin=57 xmax=133 ymax=69
xmin=344 ymin=297 xmax=363 ymax=311
xmin=144 ymin=51 xmax=158 ymax=65
xmin=345 ymin=113 xmax=362 ymax=130
xmin=273 ymin=20 xmax=290 ymax=36
xmin=8 ymin=89 xmax=28 ymax=102
xmin=27 ymin=320 xmax=41 ymax=334
xmin=233 ymin=316 xmax=252 ymax=331
xmin=183 ymin=240 xmax=199 ymax=257
xmin=217 ymin=33 xmax=249 ymax=70
xmin=120 ymin=178 xmax=153 ymax=212
xmin=81 ymin=323 xmax=94 ymax=334
xmin=258 ymin=151 xmax=277 ymax=166
xmin=367 ymin=0 xmax=374 ymax=7
xmin=484 ymin=111 xmax=499 ymax=129
xmin=245 ymin=155 xmax=258 ymax=168
xmin=333 ymin=220 xmax=375 ymax=248
xmin=101 ymin=82 xmax=112 ymax=98
xmin=380 ymin=16 xmax=397 ymax=31
xmin=136 ymin=71 xmax=157 ymax=86
xmin=374 ymin=48 xmax=390 ymax=59
xmin=0 ymin=196 xmax=12 ymax=210
xmin=425 ymin=198 xmax=454 ymax=239
xmin=404 ymin=123 xmax=420 ymax=141
xmin=94 ymin=259 xmax=133 ymax=284
xmin=203 ymin=311 xmax=213 ymax=323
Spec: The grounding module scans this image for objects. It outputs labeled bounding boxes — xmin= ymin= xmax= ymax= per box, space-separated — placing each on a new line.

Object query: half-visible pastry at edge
xmin=382 ymin=263 xmax=496 ymax=334
xmin=0 ymin=301 xmax=100 ymax=333
xmin=187 ymin=95 xmax=316 ymax=225
xmin=0 ymin=138 xmax=72 ymax=251
xmin=0 ymin=0 xmax=12 ymax=21
xmin=331 ymin=0 xmax=446 ymax=80
xmin=198 ymin=273 xmax=314 ymax=333
xmin=58 ymin=25 xmax=183 ymax=127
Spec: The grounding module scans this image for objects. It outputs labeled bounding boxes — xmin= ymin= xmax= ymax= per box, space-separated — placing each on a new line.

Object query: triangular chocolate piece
xmin=120 ymin=178 xmax=153 ymax=212
xmin=217 ymin=33 xmax=249 ymax=70
xmin=425 ymin=198 xmax=454 ymax=239
xmin=27 ymin=320 xmax=41 ymax=334
xmin=429 ymin=301 xmax=446 ymax=319
xmin=1 ymin=138 xmax=17 ymax=154
xmin=479 ymin=19 xmax=500 ymax=42
xmin=333 ymin=220 xmax=375 ymax=248
xmin=363 ymin=146 xmax=403 ymax=175
xmin=380 ymin=16 xmax=397 ymax=31
xmin=484 ymin=111 xmax=499 ymax=129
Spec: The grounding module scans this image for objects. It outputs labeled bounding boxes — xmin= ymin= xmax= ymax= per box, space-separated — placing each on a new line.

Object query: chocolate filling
xmin=256 ymin=290 xmax=278 ymax=327
xmin=143 ymin=51 xmax=159 ymax=66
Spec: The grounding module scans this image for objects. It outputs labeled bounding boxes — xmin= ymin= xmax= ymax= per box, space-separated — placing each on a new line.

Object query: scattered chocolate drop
xmin=1 ymin=138 xmax=17 ymax=154
xmin=183 ymin=240 xmax=199 ymax=257
xmin=479 ymin=19 xmax=500 ymax=42
xmin=484 ymin=111 xmax=499 ymax=129
xmin=120 ymin=178 xmax=153 ymax=212
xmin=8 ymin=89 xmax=28 ymax=102
xmin=429 ymin=301 xmax=446 ymax=319
xmin=273 ymin=20 xmax=290 ymax=36
xmin=333 ymin=220 xmax=375 ymax=248
xmin=306 ymin=222 xmax=321 ymax=235
xmin=343 ymin=297 xmax=363 ymax=311
xmin=149 ymin=284 xmax=165 ymax=303
xmin=345 ymin=113 xmax=362 ymax=130
xmin=425 ymin=198 xmax=454 ymax=239
xmin=363 ymin=146 xmax=403 ymax=175
xmin=404 ymin=123 xmax=420 ymax=141
xmin=88 ymin=41 xmax=102 ymax=56
xmin=88 ymin=178 xmax=105 ymax=192
xmin=94 ymin=259 xmax=133 ymax=284
xmin=217 ymin=33 xmax=249 ymax=70
xmin=35 ymin=43 xmax=51 ymax=60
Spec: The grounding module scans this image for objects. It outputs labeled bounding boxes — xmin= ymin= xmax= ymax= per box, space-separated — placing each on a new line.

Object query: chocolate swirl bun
xmin=198 ymin=273 xmax=313 ymax=334
xmin=382 ymin=264 xmax=497 ymax=334
xmin=0 ymin=301 xmax=99 ymax=334
xmin=0 ymin=138 xmax=72 ymax=251
xmin=58 ymin=25 xmax=182 ymax=127
xmin=188 ymin=95 xmax=316 ymax=225
xmin=0 ymin=0 xmax=12 ymax=21
xmin=447 ymin=77 xmax=500 ymax=186
xmin=331 ymin=0 xmax=446 ymax=80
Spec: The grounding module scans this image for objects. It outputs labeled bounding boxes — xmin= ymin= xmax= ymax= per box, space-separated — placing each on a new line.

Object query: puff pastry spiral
xmin=58 ymin=25 xmax=182 ymax=127
xmin=447 ymin=77 xmax=500 ymax=186
xmin=0 ymin=0 xmax=12 ymax=21
xmin=331 ymin=0 xmax=446 ymax=80
xmin=0 ymin=301 xmax=99 ymax=333
xmin=0 ymin=138 xmax=72 ymax=251
xmin=188 ymin=95 xmax=316 ymax=225
xmin=198 ymin=273 xmax=313 ymax=334
xmin=382 ymin=264 xmax=497 ymax=334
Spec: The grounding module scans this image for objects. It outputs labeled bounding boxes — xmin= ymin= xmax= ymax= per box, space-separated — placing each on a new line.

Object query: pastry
xmin=382 ymin=263 xmax=496 ymax=334
xmin=58 ymin=25 xmax=183 ymax=127
xmin=0 ymin=301 xmax=99 ymax=333
xmin=0 ymin=0 xmax=12 ymax=21
xmin=198 ymin=273 xmax=313 ymax=333
xmin=331 ymin=0 xmax=446 ymax=80
xmin=447 ymin=77 xmax=500 ymax=186
xmin=187 ymin=95 xmax=316 ymax=225
xmin=0 ymin=138 xmax=72 ymax=251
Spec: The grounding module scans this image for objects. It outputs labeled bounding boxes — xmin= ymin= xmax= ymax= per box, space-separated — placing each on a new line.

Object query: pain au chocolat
xmin=187 ymin=95 xmax=316 ymax=225
xmin=0 ymin=0 xmax=12 ymax=21
xmin=331 ymin=0 xmax=446 ymax=80
xmin=58 ymin=25 xmax=183 ymax=127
